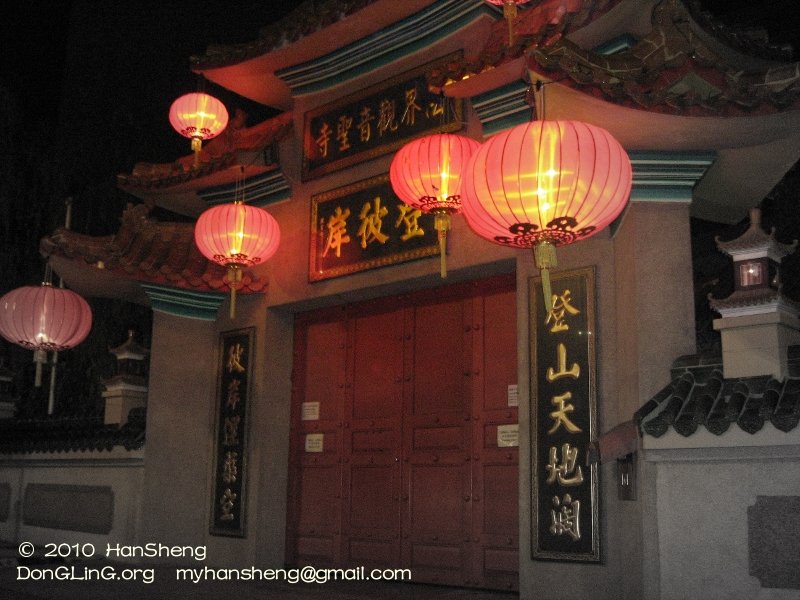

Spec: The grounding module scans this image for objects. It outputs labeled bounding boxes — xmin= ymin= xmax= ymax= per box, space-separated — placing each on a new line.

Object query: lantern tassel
xmin=434 ymin=213 xmax=451 ymax=279
xmin=503 ymin=0 xmax=518 ymax=47
xmin=534 ymin=241 xmax=557 ymax=314
xmin=191 ymin=137 xmax=202 ymax=169
xmin=33 ymin=350 xmax=47 ymax=388
xmin=227 ymin=265 xmax=243 ymax=320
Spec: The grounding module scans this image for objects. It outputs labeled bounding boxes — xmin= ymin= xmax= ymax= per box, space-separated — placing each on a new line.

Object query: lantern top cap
xmin=109 ymin=329 xmax=149 ymax=360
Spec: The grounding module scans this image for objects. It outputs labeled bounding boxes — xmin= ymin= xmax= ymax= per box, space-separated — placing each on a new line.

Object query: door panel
xmin=287 ymin=275 xmax=517 ymax=590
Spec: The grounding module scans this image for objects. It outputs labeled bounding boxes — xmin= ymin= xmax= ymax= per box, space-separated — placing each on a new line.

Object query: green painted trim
xmin=141 ymin=284 xmax=226 ymax=321
xmin=198 ymin=170 xmax=291 ymax=207
xmin=471 ymin=81 xmax=531 ymax=136
xmin=276 ymin=0 xmax=493 ymax=96
xmin=629 ymin=151 xmax=716 ymax=202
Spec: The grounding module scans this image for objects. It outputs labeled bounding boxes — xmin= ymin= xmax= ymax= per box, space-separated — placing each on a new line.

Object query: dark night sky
xmin=1 ymin=1 xmax=797 ymax=126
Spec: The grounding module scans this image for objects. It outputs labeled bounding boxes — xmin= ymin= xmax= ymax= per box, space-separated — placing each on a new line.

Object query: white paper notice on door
xmin=507 ymin=384 xmax=519 ymax=407
xmin=305 ymin=433 xmax=324 ymax=453
xmin=497 ymin=424 xmax=519 ymax=447
xmin=301 ymin=401 xmax=320 ymax=421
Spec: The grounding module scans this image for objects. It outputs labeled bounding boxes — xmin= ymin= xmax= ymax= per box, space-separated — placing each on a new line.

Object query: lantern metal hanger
xmin=194 ymin=166 xmax=280 ymax=319
xmin=461 ymin=80 xmax=632 ymax=312
xmin=389 ymin=97 xmax=479 ymax=278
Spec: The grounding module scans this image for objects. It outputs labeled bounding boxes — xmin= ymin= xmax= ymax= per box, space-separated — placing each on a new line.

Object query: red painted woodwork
xmin=287 ymin=276 xmax=518 ymax=590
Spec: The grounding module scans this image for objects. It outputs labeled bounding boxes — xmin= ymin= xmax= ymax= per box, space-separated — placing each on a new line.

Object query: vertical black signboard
xmin=210 ymin=328 xmax=253 ymax=537
xmin=530 ymin=268 xmax=599 ymax=561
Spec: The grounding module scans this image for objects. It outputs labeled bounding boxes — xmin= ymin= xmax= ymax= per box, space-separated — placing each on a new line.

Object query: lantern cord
xmin=234 ymin=165 xmax=246 ymax=204
xmin=47 ymin=196 xmax=73 ymax=414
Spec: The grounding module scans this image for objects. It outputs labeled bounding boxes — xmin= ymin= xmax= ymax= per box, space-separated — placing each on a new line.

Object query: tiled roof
xmin=714 ymin=210 xmax=797 ymax=257
xmin=433 ymin=0 xmax=800 ymax=116
xmin=40 ymin=204 xmax=267 ymax=294
xmin=635 ymin=349 xmax=800 ymax=437
xmin=191 ymin=0 xmax=379 ymax=70
xmin=427 ymin=0 xmax=622 ymax=89
xmin=0 ymin=408 xmax=146 ymax=454
xmin=529 ymin=0 xmax=800 ymax=116
xmin=117 ymin=112 xmax=292 ymax=191
xmin=708 ymin=288 xmax=800 ymax=314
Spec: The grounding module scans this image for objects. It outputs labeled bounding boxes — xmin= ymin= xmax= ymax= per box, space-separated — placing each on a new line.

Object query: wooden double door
xmin=286 ymin=275 xmax=518 ymax=590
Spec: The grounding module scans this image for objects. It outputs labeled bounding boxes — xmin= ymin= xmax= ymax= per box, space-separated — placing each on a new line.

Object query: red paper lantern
xmin=0 ymin=284 xmax=92 ymax=352
xmin=194 ymin=201 xmax=280 ymax=319
xmin=461 ymin=120 xmax=631 ymax=309
xmin=389 ymin=133 xmax=480 ymax=277
xmin=169 ymin=92 xmax=229 ymax=167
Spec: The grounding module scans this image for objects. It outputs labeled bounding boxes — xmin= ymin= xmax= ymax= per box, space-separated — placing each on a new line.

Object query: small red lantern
xmin=169 ymin=92 xmax=229 ymax=168
xmin=194 ymin=199 xmax=280 ymax=319
xmin=390 ymin=133 xmax=480 ymax=278
xmin=0 ymin=283 xmax=92 ymax=386
xmin=461 ymin=120 xmax=631 ymax=310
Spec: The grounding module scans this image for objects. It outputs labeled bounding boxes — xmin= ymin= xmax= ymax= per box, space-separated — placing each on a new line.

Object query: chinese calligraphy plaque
xmin=530 ymin=268 xmax=599 ymax=562
xmin=310 ymin=175 xmax=439 ymax=281
xmin=301 ymin=54 xmax=463 ymax=181
xmin=210 ymin=328 xmax=254 ymax=537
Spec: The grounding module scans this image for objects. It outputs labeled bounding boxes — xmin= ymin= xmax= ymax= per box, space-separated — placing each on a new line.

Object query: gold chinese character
xmin=223 ymin=416 xmax=240 ymax=446
xmin=337 ymin=115 xmax=353 ymax=152
xmin=377 ymin=99 xmax=398 ymax=136
xmin=222 ymin=451 xmax=238 ymax=484
xmin=220 ymin=488 xmax=237 ymax=521
xmin=426 ymin=101 xmax=444 ymax=119
xmin=226 ymin=378 xmax=241 ymax=411
xmin=358 ymin=196 xmax=389 ymax=248
xmin=401 ymin=88 xmax=423 ymax=126
xmin=316 ymin=122 xmax=332 ymax=158
xmin=358 ymin=106 xmax=375 ymax=142
xmin=547 ymin=343 xmax=580 ymax=382
xmin=545 ymin=289 xmax=580 ymax=333
xmin=322 ymin=206 xmax=351 ymax=258
xmin=548 ymin=392 xmax=582 ymax=434
xmin=546 ymin=443 xmax=584 ymax=486
xmin=550 ymin=494 xmax=580 ymax=541
xmin=227 ymin=343 xmax=246 ymax=373
xmin=395 ymin=204 xmax=425 ymax=241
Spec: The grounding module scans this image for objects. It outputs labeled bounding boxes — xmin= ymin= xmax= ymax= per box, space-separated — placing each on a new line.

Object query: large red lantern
xmin=389 ymin=133 xmax=480 ymax=278
xmin=169 ymin=92 xmax=229 ymax=168
xmin=461 ymin=120 xmax=631 ymax=310
xmin=194 ymin=199 xmax=280 ymax=319
xmin=0 ymin=283 xmax=92 ymax=386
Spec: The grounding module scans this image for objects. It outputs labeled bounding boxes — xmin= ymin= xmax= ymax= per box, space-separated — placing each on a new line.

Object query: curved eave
xmin=194 ymin=0 xmax=440 ymax=109
xmin=118 ymin=163 xmax=274 ymax=218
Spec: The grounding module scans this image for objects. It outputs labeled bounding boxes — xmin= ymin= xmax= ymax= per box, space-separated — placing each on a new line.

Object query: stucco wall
xmin=646 ymin=444 xmax=800 ymax=600
xmin=0 ymin=448 xmax=144 ymax=552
